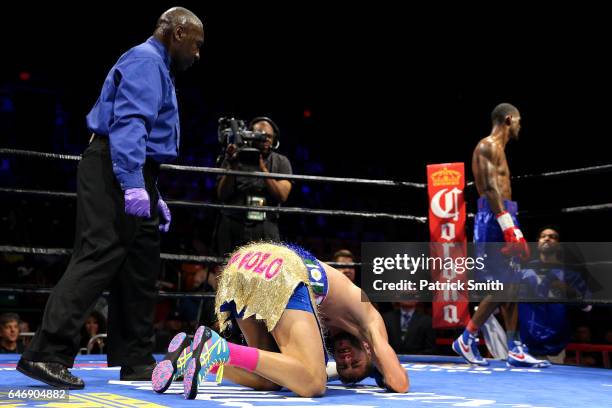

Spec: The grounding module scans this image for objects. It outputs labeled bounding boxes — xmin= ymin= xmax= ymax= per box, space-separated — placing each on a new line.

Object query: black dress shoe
xmin=17 ymin=358 xmax=85 ymax=389
xmin=120 ymin=364 xmax=155 ymax=381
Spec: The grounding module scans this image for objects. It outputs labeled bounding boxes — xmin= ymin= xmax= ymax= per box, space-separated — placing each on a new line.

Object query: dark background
xmin=1 ymin=2 xmax=611 ymax=252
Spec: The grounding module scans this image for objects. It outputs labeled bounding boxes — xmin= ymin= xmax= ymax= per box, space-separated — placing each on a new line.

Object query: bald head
xmin=155 ymin=7 xmax=203 ymax=36
xmin=154 ymin=7 xmax=204 ymax=72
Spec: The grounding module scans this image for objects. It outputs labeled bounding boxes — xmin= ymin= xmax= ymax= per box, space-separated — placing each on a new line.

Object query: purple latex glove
xmin=158 ymin=197 xmax=171 ymax=232
xmin=124 ymin=188 xmax=151 ymax=217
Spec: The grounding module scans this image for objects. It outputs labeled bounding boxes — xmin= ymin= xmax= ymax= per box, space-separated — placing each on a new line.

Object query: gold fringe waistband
xmin=215 ymin=242 xmax=316 ymax=332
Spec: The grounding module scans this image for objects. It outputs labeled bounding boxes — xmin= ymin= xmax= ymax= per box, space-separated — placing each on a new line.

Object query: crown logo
xmin=431 ymin=167 xmax=462 ymax=186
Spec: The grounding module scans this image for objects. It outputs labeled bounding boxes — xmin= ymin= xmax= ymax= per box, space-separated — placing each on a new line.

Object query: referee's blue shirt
xmin=86 ymin=36 xmax=180 ymax=189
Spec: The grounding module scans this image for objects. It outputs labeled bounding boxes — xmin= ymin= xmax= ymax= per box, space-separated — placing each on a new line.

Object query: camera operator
xmin=215 ymin=117 xmax=292 ymax=256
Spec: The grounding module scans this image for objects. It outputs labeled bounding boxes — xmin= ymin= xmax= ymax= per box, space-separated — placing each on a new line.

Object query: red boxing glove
xmin=496 ymin=211 xmax=530 ymax=261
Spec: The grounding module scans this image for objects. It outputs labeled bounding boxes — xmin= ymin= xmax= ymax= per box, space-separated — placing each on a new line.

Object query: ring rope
xmin=0 ymin=148 xmax=425 ymax=188
xmin=0 ymin=286 xmax=215 ymax=299
xmin=4 ymin=245 xmax=611 ymax=268
xmin=3 ymin=148 xmax=610 ymax=186
xmin=0 ymin=187 xmax=427 ymax=222
xmin=0 ymin=245 xmax=361 ymax=268
xmin=4 ymin=187 xmax=608 ymax=219
xmin=1 ymin=285 xmax=608 ymax=303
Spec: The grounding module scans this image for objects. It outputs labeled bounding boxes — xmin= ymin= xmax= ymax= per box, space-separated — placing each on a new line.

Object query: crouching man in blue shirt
xmin=18 ymin=7 xmax=204 ymax=389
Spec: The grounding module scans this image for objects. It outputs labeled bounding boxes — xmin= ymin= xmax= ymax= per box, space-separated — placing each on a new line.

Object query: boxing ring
xmin=1 ymin=148 xmax=612 ymax=407
xmin=1 ymin=354 xmax=610 ymax=407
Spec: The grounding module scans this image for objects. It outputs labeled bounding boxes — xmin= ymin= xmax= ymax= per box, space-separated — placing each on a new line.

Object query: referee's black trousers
xmin=23 ymin=136 xmax=160 ymax=368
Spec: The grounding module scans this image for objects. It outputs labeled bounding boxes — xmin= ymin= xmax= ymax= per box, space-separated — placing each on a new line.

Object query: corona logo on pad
xmin=431 ymin=167 xmax=462 ymax=187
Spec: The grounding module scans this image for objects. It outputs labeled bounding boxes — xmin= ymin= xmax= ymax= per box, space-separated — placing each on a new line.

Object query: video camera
xmin=217 ymin=117 xmax=271 ymax=166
